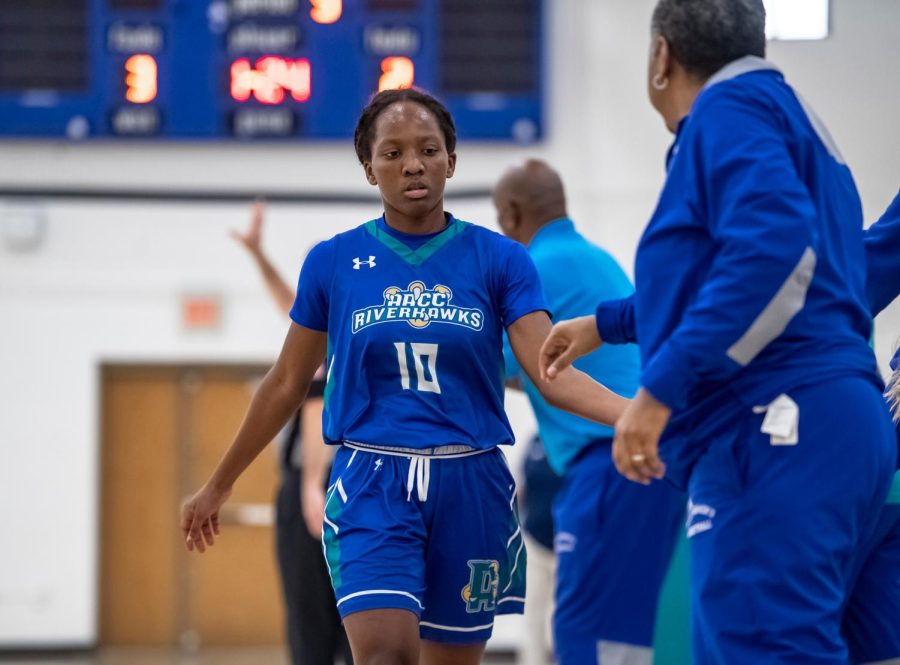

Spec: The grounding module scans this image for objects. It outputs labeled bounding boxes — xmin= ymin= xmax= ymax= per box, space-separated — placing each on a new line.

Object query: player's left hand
xmin=612 ymin=388 xmax=669 ymax=485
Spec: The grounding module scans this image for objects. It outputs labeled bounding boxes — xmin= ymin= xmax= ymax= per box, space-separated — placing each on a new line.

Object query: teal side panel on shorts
xmin=323 ymin=487 xmax=344 ymax=590
xmin=500 ymin=502 xmax=527 ymax=606
xmin=653 ymin=530 xmax=692 ymax=664
xmin=887 ymin=471 xmax=900 ymax=504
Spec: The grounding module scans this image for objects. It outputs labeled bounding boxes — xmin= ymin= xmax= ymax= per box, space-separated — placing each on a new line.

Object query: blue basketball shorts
xmin=843 ymin=502 xmax=900 ymax=664
xmin=553 ymin=439 xmax=685 ymax=665
xmin=322 ymin=444 xmax=526 ymax=645
xmin=687 ymin=377 xmax=896 ymax=665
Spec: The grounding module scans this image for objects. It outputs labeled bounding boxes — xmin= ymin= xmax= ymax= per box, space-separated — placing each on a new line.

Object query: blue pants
xmin=688 ymin=377 xmax=896 ymax=664
xmin=844 ymin=502 xmax=900 ymax=664
xmin=553 ymin=440 xmax=685 ymax=665
xmin=323 ymin=445 xmax=525 ymax=645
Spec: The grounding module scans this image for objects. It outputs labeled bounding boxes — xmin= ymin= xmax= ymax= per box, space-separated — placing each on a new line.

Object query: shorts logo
xmin=461 ymin=559 xmax=499 ymax=613
xmin=351 ymin=281 xmax=484 ymax=334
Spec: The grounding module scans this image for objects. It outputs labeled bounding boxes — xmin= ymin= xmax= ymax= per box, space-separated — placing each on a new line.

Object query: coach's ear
xmin=363 ymin=161 xmax=377 ymax=186
xmin=446 ymin=152 xmax=457 ymax=179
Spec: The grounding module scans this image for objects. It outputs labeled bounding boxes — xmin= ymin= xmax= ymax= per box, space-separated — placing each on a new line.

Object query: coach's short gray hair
xmin=651 ymin=0 xmax=767 ymax=79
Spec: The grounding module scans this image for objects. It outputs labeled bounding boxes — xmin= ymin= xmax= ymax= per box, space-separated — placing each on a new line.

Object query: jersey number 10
xmin=393 ymin=342 xmax=441 ymax=394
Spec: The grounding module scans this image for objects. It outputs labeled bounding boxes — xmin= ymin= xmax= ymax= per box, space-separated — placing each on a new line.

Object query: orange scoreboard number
xmin=310 ymin=0 xmax=342 ymax=24
xmin=124 ymin=54 xmax=157 ymax=104
xmin=378 ymin=57 xmax=414 ymax=92
xmin=230 ymin=57 xmax=312 ymax=104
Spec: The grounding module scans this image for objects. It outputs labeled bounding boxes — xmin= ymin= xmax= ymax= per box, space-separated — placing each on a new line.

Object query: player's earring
xmin=652 ymin=73 xmax=669 ymax=91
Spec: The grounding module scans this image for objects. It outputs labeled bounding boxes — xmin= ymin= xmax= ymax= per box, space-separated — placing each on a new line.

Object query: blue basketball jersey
xmin=290 ymin=215 xmax=548 ymax=450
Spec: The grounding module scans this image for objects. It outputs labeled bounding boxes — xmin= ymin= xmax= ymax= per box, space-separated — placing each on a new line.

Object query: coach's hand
xmin=539 ymin=315 xmax=602 ymax=381
xmin=612 ymin=388 xmax=669 ymax=485
xmin=181 ymin=483 xmax=231 ymax=553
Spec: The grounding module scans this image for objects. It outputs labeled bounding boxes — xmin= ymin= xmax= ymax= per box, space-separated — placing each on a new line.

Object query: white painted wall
xmin=0 ymin=0 xmax=898 ymax=647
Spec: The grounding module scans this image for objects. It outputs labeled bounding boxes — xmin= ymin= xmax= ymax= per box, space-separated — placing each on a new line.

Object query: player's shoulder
xmin=331 ymin=219 xmax=379 ymax=244
xmin=311 ymin=219 xmax=378 ymax=251
xmin=301 ymin=220 xmax=378 ymax=271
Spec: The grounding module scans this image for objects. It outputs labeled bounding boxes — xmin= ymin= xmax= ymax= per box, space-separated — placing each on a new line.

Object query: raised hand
xmin=538 ymin=315 xmax=603 ymax=381
xmin=230 ymin=199 xmax=266 ymax=257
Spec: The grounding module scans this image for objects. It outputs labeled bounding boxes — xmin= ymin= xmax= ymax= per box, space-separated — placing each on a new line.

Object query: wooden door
xmin=100 ymin=365 xmax=284 ymax=647
xmin=100 ymin=367 xmax=180 ymax=645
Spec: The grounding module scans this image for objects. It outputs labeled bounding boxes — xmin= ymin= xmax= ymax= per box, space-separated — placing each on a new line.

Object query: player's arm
xmin=181 ymin=322 xmax=327 ymax=553
xmin=508 ymin=311 xmax=630 ymax=428
xmin=300 ymin=393 xmax=335 ymax=537
xmin=502 ymin=334 xmax=524 ymax=391
xmin=231 ymin=199 xmax=295 ymax=315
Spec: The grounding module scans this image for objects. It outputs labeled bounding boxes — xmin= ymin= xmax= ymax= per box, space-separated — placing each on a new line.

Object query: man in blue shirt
xmin=494 ymin=160 xmax=684 ymax=665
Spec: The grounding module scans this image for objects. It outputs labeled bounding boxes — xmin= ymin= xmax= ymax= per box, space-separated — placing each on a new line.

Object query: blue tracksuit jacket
xmin=595 ymin=56 xmax=882 ymax=487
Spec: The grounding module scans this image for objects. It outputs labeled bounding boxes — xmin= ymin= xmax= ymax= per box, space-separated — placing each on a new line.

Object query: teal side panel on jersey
xmin=364 ymin=219 xmax=470 ymax=266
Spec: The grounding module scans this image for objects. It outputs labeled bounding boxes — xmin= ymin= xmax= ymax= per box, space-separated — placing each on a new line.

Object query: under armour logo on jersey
xmin=353 ymin=256 xmax=376 ymax=270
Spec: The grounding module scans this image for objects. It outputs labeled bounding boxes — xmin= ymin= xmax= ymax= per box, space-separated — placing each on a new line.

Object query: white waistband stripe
xmin=344 ymin=440 xmax=490 ymax=458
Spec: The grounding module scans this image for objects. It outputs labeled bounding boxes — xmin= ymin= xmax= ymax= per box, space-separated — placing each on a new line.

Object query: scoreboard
xmin=0 ymin=0 xmax=543 ymax=141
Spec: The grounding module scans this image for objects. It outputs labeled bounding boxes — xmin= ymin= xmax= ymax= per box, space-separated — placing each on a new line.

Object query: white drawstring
xmin=406 ymin=456 xmax=431 ymax=502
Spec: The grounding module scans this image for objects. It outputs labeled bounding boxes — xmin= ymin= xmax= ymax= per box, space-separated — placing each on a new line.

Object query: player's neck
xmin=383 ymin=204 xmax=447 ymax=235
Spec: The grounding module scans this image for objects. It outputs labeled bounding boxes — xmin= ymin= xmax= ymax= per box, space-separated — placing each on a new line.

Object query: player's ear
xmin=446 ymin=152 xmax=457 ymax=179
xmin=363 ymin=161 xmax=377 ymax=186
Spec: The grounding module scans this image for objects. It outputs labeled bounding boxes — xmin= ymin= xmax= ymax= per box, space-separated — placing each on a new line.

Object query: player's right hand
xmin=538 ymin=315 xmax=602 ymax=381
xmin=181 ymin=484 xmax=231 ymax=554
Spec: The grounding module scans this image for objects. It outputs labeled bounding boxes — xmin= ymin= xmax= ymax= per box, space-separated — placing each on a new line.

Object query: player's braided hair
xmin=353 ymin=88 xmax=457 ymax=164
xmin=651 ymin=0 xmax=766 ymax=79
